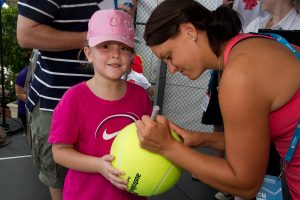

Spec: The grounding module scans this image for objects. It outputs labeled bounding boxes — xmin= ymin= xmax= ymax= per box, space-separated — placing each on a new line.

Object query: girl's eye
xmin=96 ymin=43 xmax=132 ymax=53
xmin=120 ymin=46 xmax=131 ymax=52
xmin=102 ymin=44 xmax=110 ymax=49
xmin=95 ymin=44 xmax=110 ymax=49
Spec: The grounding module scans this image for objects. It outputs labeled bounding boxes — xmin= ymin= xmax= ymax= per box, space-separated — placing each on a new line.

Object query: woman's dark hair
xmin=144 ymin=0 xmax=242 ymax=56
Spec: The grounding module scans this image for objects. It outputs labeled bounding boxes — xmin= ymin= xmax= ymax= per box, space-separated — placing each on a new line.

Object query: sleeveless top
xmin=223 ymin=33 xmax=300 ymax=199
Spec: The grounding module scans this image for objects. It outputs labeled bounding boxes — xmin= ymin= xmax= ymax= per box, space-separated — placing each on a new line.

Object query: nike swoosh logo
xmin=103 ymin=129 xmax=119 ymax=140
xmin=94 ymin=113 xmax=139 ymax=138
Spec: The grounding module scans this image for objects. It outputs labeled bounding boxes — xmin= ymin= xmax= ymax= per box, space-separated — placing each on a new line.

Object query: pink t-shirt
xmin=224 ymin=34 xmax=300 ymax=199
xmin=49 ymin=82 xmax=152 ymax=200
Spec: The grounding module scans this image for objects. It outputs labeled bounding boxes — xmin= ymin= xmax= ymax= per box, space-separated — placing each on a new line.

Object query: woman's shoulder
xmin=223 ymin=37 xmax=283 ymax=86
xmin=231 ymin=34 xmax=287 ymax=53
xmin=222 ymin=36 xmax=300 ymax=109
xmin=225 ymin=35 xmax=276 ymax=66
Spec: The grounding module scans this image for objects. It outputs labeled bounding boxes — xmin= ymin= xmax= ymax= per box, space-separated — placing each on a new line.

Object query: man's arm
xmin=17 ymin=15 xmax=87 ymax=51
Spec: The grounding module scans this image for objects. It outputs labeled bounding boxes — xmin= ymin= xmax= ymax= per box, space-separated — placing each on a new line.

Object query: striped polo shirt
xmin=18 ymin=0 xmax=101 ymax=112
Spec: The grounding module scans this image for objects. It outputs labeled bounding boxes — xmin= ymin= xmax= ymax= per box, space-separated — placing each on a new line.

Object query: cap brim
xmin=88 ymin=35 xmax=134 ymax=48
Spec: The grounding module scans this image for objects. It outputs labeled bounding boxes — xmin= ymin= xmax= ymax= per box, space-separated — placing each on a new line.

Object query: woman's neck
xmin=266 ymin=3 xmax=293 ymax=28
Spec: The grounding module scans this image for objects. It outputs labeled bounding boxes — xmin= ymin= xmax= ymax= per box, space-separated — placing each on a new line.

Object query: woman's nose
xmin=167 ymin=64 xmax=177 ymax=74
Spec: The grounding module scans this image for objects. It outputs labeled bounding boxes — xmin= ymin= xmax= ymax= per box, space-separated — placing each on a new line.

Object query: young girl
xmin=48 ymin=10 xmax=152 ymax=200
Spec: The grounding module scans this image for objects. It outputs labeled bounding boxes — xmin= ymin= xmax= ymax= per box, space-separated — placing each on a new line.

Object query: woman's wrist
xmin=161 ymin=139 xmax=182 ymax=159
xmin=204 ymin=132 xmax=225 ymax=151
xmin=194 ymin=132 xmax=210 ymax=147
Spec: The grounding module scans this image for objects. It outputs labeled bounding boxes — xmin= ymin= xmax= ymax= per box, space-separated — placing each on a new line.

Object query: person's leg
xmin=31 ymin=101 xmax=67 ymax=200
xmin=18 ymin=112 xmax=27 ymax=134
xmin=49 ymin=188 xmax=62 ymax=200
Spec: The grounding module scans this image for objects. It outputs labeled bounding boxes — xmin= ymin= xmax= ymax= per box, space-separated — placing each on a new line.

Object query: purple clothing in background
xmin=16 ymin=67 xmax=28 ymax=115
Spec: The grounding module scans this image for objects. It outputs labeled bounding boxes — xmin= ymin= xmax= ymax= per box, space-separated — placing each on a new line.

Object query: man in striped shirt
xmin=17 ymin=1 xmax=137 ymax=199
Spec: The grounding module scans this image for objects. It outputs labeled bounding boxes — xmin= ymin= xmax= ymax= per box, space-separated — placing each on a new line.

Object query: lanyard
xmin=278 ymin=120 xmax=300 ymax=180
xmin=259 ymin=33 xmax=300 ymax=60
xmin=284 ymin=119 xmax=300 ymax=163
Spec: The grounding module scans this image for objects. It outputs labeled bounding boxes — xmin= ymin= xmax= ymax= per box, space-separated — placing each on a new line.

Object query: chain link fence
xmin=135 ymin=0 xmax=220 ymax=132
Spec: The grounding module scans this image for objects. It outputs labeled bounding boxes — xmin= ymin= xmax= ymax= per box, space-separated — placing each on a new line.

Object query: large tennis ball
xmin=110 ymin=123 xmax=182 ymax=196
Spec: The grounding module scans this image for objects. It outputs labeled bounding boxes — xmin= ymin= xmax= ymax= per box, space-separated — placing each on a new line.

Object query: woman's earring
xmin=188 ymin=32 xmax=196 ymax=42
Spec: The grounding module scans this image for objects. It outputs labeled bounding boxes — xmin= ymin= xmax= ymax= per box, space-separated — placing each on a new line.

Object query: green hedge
xmin=1 ymin=6 xmax=29 ymax=104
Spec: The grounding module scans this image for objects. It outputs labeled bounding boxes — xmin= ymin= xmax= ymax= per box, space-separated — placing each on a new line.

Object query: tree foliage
xmin=1 ymin=6 xmax=29 ymax=103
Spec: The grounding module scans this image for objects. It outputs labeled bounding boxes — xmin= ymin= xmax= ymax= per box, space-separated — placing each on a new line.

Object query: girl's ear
xmin=84 ymin=47 xmax=92 ymax=63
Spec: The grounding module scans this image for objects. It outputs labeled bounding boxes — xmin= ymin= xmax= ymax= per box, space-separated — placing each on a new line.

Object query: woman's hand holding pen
xmin=136 ymin=115 xmax=177 ymax=155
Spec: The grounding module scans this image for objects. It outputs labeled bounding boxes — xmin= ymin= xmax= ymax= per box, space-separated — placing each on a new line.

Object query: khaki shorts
xmin=30 ymin=100 xmax=67 ymax=188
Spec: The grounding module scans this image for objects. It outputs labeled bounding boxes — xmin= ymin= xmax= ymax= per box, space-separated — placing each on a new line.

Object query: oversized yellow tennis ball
xmin=110 ymin=123 xmax=182 ymax=196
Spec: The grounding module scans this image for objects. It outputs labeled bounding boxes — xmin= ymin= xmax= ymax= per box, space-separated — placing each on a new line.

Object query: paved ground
xmin=0 ymin=127 xmax=217 ymax=200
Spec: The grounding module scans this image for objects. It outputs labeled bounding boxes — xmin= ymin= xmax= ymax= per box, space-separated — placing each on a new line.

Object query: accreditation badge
xmin=256 ymin=175 xmax=283 ymax=200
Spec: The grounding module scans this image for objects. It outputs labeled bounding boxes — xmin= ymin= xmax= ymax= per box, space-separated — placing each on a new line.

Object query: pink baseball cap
xmin=87 ymin=9 xmax=135 ymax=48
